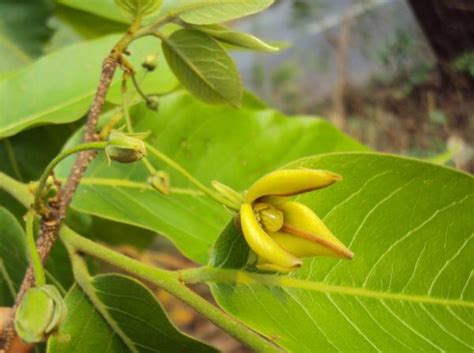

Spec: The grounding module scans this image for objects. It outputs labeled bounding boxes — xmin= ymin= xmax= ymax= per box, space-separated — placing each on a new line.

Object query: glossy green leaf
xmin=57 ymin=91 xmax=366 ymax=263
xmin=0 ymin=0 xmax=53 ymax=72
xmin=177 ymin=0 xmax=274 ymax=25
xmin=193 ymin=24 xmax=279 ymax=52
xmin=162 ymin=29 xmax=242 ymax=106
xmin=0 ymin=34 xmax=177 ymax=138
xmin=47 ymin=274 xmax=218 ymax=353
xmin=210 ymin=153 xmax=474 ymax=352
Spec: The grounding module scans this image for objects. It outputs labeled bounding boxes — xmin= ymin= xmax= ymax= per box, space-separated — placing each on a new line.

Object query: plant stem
xmin=60 ymin=227 xmax=283 ymax=353
xmin=33 ymin=141 xmax=108 ymax=211
xmin=0 ymin=172 xmax=32 ymax=207
xmin=145 ymin=143 xmax=239 ymax=210
xmin=121 ymin=76 xmax=157 ymax=175
xmin=25 ymin=211 xmax=45 ymax=287
xmin=130 ymin=73 xmax=149 ymax=103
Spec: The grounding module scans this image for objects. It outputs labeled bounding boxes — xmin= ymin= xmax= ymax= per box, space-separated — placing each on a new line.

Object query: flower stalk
xmin=33 ymin=141 xmax=108 ymax=211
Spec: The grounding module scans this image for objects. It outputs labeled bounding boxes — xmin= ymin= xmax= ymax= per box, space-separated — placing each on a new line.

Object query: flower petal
xmin=256 ymin=260 xmax=295 ymax=273
xmin=273 ymin=201 xmax=353 ymax=259
xmin=240 ymin=203 xmax=301 ymax=269
xmin=246 ymin=169 xmax=341 ymax=203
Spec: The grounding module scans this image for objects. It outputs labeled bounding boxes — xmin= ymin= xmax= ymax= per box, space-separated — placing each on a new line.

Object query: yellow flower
xmin=240 ymin=168 xmax=353 ymax=272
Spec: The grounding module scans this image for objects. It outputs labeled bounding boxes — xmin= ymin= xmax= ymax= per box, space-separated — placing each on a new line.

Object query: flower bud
xmin=106 ymin=131 xmax=147 ymax=163
xmin=15 ymin=285 xmax=67 ymax=343
xmin=148 ymin=171 xmax=170 ymax=195
xmin=146 ymin=96 xmax=160 ymax=111
xmin=212 ymin=180 xmax=244 ymax=209
xmin=142 ymin=54 xmax=158 ymax=72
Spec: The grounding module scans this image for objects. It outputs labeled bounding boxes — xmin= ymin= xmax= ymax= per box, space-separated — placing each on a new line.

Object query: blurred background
xmin=233 ymin=0 xmax=474 ymax=171
xmin=1 ymin=0 xmax=473 ymax=352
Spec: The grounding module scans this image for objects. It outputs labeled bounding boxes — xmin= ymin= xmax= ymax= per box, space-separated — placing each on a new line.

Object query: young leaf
xmin=210 ymin=153 xmax=474 ymax=352
xmin=177 ymin=0 xmax=274 ymax=25
xmin=162 ymin=29 xmax=243 ymax=106
xmin=56 ymin=91 xmax=367 ymax=264
xmin=193 ymin=24 xmax=279 ymax=52
xmin=114 ymin=0 xmax=162 ymax=17
xmin=47 ymin=274 xmax=218 ymax=353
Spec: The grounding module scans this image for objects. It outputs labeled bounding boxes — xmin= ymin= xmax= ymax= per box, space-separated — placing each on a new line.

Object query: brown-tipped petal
xmin=240 ymin=203 xmax=301 ymax=269
xmin=273 ymin=201 xmax=353 ymax=259
xmin=245 ymin=169 xmax=341 ymax=203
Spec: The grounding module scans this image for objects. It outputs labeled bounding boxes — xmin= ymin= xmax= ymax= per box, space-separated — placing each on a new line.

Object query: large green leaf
xmin=57 ymin=91 xmax=366 ymax=263
xmin=0 ymin=0 xmax=53 ymax=72
xmin=0 ymin=34 xmax=177 ymax=138
xmin=47 ymin=274 xmax=218 ymax=353
xmin=210 ymin=153 xmax=474 ymax=352
xmin=162 ymin=29 xmax=242 ymax=106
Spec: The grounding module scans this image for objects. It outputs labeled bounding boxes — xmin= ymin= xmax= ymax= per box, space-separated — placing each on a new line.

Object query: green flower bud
xmin=146 ymin=96 xmax=160 ymax=111
xmin=106 ymin=131 xmax=147 ymax=163
xmin=148 ymin=171 xmax=170 ymax=195
xmin=142 ymin=54 xmax=158 ymax=72
xmin=212 ymin=180 xmax=244 ymax=209
xmin=15 ymin=285 xmax=67 ymax=343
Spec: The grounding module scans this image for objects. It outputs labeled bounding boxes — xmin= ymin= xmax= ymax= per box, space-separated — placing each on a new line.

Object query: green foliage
xmin=0 ymin=34 xmax=176 ymax=138
xmin=56 ymin=91 xmax=366 ymax=263
xmin=162 ymin=29 xmax=242 ymax=106
xmin=1 ymin=3 xmax=472 ymax=352
xmin=0 ymin=207 xmax=73 ymax=306
xmin=0 ymin=124 xmax=80 ymax=182
xmin=114 ymin=0 xmax=162 ymax=18
xmin=47 ymin=274 xmax=218 ymax=353
xmin=176 ymin=0 xmax=274 ymax=25
xmin=0 ymin=207 xmax=28 ymax=306
xmin=56 ymin=0 xmax=129 ymax=24
xmin=0 ymin=0 xmax=53 ymax=72
xmin=211 ymin=153 xmax=474 ymax=352
xmin=453 ymin=51 xmax=474 ymax=77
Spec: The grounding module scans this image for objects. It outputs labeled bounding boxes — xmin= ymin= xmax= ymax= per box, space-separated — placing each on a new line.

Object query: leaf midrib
xmin=207 ymin=269 xmax=474 ymax=308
